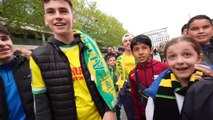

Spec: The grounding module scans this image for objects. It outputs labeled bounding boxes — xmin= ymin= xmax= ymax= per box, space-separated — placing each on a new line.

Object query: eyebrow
xmin=0 ymin=35 xmax=9 ymax=38
xmin=46 ymin=6 xmax=69 ymax=10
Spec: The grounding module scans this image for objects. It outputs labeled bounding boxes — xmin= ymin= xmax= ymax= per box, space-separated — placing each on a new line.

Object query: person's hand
xmin=194 ymin=64 xmax=213 ymax=79
xmin=15 ymin=48 xmax=32 ymax=59
xmin=103 ymin=111 xmax=116 ymax=120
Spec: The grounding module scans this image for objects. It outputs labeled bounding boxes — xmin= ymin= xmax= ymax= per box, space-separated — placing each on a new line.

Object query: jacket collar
xmin=47 ymin=34 xmax=86 ymax=52
xmin=136 ymin=58 xmax=155 ymax=69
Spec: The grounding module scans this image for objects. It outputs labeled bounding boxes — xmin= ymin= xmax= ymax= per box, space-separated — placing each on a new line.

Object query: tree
xmin=0 ymin=0 xmax=128 ymax=47
xmin=73 ymin=0 xmax=127 ymax=47
xmin=0 ymin=0 xmax=44 ymax=38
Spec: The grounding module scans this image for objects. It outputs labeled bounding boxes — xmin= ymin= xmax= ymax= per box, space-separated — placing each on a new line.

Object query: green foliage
xmin=0 ymin=0 xmax=128 ymax=47
xmin=0 ymin=0 xmax=44 ymax=36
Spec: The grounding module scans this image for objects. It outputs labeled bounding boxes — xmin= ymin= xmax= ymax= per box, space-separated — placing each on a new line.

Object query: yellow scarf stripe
xmin=159 ymin=78 xmax=172 ymax=87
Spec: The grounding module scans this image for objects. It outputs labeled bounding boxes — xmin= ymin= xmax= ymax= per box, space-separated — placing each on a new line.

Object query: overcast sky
xmin=90 ymin=0 xmax=213 ymax=38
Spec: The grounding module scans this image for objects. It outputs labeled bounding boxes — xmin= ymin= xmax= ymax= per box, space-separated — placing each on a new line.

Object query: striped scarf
xmin=74 ymin=30 xmax=117 ymax=109
xmin=154 ymin=70 xmax=202 ymax=120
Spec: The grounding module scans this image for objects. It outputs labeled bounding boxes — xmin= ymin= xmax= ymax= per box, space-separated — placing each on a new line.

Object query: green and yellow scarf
xmin=116 ymin=54 xmax=137 ymax=89
xmin=73 ymin=30 xmax=117 ymax=109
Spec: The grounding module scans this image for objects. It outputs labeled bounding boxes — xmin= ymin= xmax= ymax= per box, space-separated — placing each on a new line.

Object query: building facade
xmin=143 ymin=27 xmax=170 ymax=48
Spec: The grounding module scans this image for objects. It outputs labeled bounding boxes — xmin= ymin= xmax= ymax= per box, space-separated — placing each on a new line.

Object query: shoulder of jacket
xmin=32 ymin=43 xmax=54 ymax=55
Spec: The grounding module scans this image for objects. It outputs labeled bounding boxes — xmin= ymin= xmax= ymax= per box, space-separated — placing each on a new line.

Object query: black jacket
xmin=0 ymin=55 xmax=34 ymax=120
xmin=32 ymin=36 xmax=110 ymax=120
xmin=181 ymin=78 xmax=213 ymax=120
xmin=202 ymin=40 xmax=213 ymax=64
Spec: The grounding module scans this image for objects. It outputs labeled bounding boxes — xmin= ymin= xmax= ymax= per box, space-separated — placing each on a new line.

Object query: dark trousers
xmin=117 ymin=91 xmax=135 ymax=120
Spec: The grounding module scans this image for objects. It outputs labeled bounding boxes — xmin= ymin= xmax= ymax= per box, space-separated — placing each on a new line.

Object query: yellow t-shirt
xmin=123 ymin=54 xmax=136 ymax=80
xmin=116 ymin=53 xmax=136 ymax=88
xmin=31 ymin=45 xmax=101 ymax=120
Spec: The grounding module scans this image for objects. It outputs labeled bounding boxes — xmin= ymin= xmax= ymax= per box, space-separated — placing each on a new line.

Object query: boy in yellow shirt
xmin=30 ymin=0 xmax=117 ymax=120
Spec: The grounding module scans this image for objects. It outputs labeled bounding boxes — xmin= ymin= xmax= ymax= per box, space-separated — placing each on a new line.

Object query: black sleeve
xmin=0 ymin=79 xmax=7 ymax=120
xmin=34 ymin=94 xmax=52 ymax=120
xmin=181 ymin=87 xmax=195 ymax=120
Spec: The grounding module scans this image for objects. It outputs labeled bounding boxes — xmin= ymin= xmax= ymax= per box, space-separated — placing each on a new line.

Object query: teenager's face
xmin=107 ymin=57 xmax=116 ymax=68
xmin=44 ymin=0 xmax=74 ymax=37
xmin=187 ymin=19 xmax=213 ymax=45
xmin=0 ymin=33 xmax=13 ymax=64
xmin=122 ymin=38 xmax=132 ymax=51
xmin=166 ymin=42 xmax=202 ymax=82
xmin=132 ymin=43 xmax=153 ymax=64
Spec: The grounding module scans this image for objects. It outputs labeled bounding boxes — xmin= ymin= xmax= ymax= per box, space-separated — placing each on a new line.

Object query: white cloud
xmin=91 ymin=0 xmax=213 ymax=38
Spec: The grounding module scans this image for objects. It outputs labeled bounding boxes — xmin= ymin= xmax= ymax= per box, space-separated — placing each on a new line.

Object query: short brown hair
xmin=0 ymin=24 xmax=10 ymax=36
xmin=41 ymin=0 xmax=73 ymax=10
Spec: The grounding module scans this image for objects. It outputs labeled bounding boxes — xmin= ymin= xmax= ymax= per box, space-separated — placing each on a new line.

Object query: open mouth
xmin=197 ymin=35 xmax=206 ymax=39
xmin=0 ymin=48 xmax=10 ymax=52
xmin=138 ymin=56 xmax=145 ymax=59
xmin=54 ymin=22 xmax=66 ymax=26
xmin=176 ymin=67 xmax=188 ymax=71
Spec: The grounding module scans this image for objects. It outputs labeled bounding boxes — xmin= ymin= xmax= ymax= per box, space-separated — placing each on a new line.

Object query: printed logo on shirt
xmin=125 ymin=63 xmax=135 ymax=66
xmin=72 ymin=67 xmax=84 ymax=81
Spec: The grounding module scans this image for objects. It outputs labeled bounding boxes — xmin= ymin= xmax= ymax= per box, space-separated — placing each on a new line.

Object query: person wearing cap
xmin=0 ymin=24 xmax=34 ymax=120
xmin=116 ymin=33 xmax=136 ymax=119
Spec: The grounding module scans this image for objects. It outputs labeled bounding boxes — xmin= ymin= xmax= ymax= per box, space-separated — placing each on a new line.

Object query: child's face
xmin=0 ymin=33 xmax=13 ymax=64
xmin=44 ymin=0 xmax=74 ymax=37
xmin=107 ymin=57 xmax=116 ymax=68
xmin=166 ymin=42 xmax=202 ymax=82
xmin=187 ymin=19 xmax=213 ymax=45
xmin=132 ymin=43 xmax=152 ymax=64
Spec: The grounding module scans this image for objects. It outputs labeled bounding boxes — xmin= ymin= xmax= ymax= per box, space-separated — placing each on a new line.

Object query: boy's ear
xmin=150 ymin=48 xmax=154 ymax=54
xmin=211 ymin=26 xmax=213 ymax=36
xmin=72 ymin=15 xmax=76 ymax=23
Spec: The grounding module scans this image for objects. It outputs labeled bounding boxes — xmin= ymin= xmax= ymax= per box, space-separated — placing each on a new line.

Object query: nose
xmin=55 ymin=11 xmax=62 ymax=20
xmin=176 ymin=56 xmax=184 ymax=64
xmin=138 ymin=48 xmax=143 ymax=54
xmin=198 ymin=28 xmax=204 ymax=33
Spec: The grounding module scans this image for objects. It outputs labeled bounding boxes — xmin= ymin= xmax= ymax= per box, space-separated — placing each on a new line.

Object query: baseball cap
xmin=122 ymin=33 xmax=133 ymax=42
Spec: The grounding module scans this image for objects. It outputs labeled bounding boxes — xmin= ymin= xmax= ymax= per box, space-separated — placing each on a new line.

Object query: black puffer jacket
xmin=32 ymin=36 xmax=110 ymax=120
xmin=181 ymin=78 xmax=213 ymax=120
xmin=0 ymin=55 xmax=34 ymax=120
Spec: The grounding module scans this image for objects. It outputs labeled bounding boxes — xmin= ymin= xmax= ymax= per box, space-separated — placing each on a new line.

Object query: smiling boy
xmin=129 ymin=34 xmax=168 ymax=120
xmin=186 ymin=15 xmax=213 ymax=64
xmin=30 ymin=0 xmax=117 ymax=120
xmin=0 ymin=25 xmax=34 ymax=120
